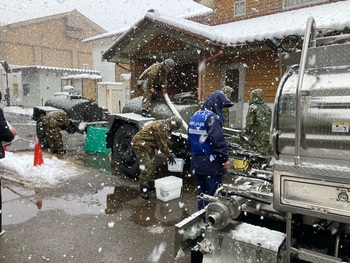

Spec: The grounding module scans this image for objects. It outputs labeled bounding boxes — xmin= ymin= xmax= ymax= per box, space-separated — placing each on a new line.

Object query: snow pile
xmin=3 ymin=106 xmax=33 ymax=116
xmin=0 ymin=151 xmax=82 ymax=187
xmin=230 ymin=222 xmax=285 ymax=251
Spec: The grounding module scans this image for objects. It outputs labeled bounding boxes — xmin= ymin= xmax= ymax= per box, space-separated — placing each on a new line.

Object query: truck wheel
xmin=36 ymin=121 xmax=49 ymax=149
xmin=112 ymin=124 xmax=140 ymax=178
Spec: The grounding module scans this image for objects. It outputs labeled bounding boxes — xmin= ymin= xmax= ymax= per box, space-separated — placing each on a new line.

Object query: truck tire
xmin=36 ymin=121 xmax=49 ymax=149
xmin=112 ymin=124 xmax=140 ymax=178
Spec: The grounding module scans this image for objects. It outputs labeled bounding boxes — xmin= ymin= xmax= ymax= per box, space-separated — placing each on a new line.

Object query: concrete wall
xmin=92 ymin=43 xmax=116 ymax=82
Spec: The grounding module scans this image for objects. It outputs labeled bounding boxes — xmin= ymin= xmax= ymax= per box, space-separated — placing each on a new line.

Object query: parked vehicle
xmin=175 ymin=17 xmax=350 ymax=263
xmin=106 ymin=93 xmax=200 ymax=178
xmin=32 ymin=92 xmax=108 ymax=149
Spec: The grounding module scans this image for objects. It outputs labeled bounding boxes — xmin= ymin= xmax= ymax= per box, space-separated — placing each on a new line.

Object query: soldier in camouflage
xmin=221 ymin=86 xmax=234 ymax=127
xmin=244 ymin=89 xmax=272 ymax=156
xmin=138 ymin=59 xmax=175 ymax=117
xmin=42 ymin=111 xmax=74 ymax=154
xmin=131 ymin=116 xmax=182 ymax=200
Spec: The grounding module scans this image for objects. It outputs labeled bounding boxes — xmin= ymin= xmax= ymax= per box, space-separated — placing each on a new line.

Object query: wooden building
xmin=102 ymin=0 xmax=349 ymax=129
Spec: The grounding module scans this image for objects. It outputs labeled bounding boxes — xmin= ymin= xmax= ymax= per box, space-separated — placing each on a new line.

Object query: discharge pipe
xmin=164 ymin=93 xmax=188 ymax=130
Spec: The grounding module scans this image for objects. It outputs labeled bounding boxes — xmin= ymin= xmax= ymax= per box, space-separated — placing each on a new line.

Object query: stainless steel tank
xmin=271 ymin=64 xmax=350 ymax=161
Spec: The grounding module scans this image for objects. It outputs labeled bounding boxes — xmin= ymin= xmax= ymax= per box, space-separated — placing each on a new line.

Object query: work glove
xmin=168 ymin=155 xmax=176 ymax=165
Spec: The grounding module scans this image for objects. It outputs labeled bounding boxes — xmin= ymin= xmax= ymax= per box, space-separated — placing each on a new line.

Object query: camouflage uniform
xmin=138 ymin=63 xmax=169 ymax=111
xmin=221 ymin=86 xmax=234 ymax=128
xmin=131 ymin=118 xmax=175 ymax=189
xmin=42 ymin=111 xmax=71 ymax=153
xmin=244 ymin=89 xmax=272 ymax=156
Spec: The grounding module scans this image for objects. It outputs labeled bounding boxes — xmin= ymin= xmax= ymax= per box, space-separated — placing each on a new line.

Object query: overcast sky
xmin=0 ymin=0 xmax=211 ymax=32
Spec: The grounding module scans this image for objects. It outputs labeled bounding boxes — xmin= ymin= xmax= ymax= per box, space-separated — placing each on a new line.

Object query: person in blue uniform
xmin=188 ymin=90 xmax=233 ymax=210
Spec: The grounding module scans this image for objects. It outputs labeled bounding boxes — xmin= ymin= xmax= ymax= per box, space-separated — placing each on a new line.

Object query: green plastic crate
xmin=85 ymin=126 xmax=110 ymax=155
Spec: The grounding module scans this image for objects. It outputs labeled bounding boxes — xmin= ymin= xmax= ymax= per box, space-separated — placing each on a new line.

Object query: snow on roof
xmin=82 ymin=27 xmax=128 ymax=43
xmin=145 ymin=1 xmax=350 ymax=46
xmin=82 ymin=6 xmax=213 ymax=43
xmin=98 ymin=81 xmax=123 ymax=85
xmin=11 ymin=65 xmax=100 ymax=75
xmin=61 ymin=74 xmax=102 ymax=79
xmin=212 ymin=1 xmax=350 ymax=44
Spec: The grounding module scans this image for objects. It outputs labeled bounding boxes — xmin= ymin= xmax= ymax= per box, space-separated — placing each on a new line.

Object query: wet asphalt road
xmin=0 ymin=111 xmax=198 ymax=263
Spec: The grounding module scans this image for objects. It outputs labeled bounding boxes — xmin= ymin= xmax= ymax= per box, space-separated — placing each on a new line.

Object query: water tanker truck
xmin=174 ymin=17 xmax=350 ymax=263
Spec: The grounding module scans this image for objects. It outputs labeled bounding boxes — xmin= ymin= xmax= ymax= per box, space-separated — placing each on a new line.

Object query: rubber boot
xmin=140 ymin=187 xmax=149 ymax=200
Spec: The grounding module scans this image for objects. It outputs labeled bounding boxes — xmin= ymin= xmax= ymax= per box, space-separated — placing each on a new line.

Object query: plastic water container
xmin=167 ymin=158 xmax=185 ymax=172
xmin=155 ymin=176 xmax=183 ymax=202
xmin=84 ymin=126 xmax=110 ymax=154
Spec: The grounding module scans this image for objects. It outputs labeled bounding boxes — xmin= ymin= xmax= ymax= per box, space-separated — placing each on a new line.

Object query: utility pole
xmin=0 ymin=61 xmax=12 ymax=107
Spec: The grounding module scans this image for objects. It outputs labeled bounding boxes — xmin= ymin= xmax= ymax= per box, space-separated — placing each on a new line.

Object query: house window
xmin=23 ymin=84 xmax=30 ymax=96
xmin=283 ymin=0 xmax=326 ymax=9
xmin=234 ymin=0 xmax=246 ymax=17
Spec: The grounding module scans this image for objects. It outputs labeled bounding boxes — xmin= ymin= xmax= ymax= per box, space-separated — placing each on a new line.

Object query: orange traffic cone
xmin=33 ymin=140 xmax=44 ymax=166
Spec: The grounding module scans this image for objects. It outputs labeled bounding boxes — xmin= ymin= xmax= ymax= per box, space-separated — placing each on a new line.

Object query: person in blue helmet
xmin=188 ymin=89 xmax=233 ymax=210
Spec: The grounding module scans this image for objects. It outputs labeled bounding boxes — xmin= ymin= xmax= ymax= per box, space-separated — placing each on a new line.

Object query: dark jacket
xmin=0 ymin=108 xmax=15 ymax=159
xmin=188 ymin=92 xmax=232 ymax=176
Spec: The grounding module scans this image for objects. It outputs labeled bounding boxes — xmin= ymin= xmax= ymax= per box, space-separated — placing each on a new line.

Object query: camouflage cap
xmin=164 ymin=59 xmax=175 ymax=72
xmin=222 ymin=86 xmax=233 ymax=96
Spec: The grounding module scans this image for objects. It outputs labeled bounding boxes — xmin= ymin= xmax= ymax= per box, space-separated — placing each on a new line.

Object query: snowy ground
xmin=0 ymin=151 xmax=86 ymax=187
xmin=1 ymin=106 xmax=86 ymax=187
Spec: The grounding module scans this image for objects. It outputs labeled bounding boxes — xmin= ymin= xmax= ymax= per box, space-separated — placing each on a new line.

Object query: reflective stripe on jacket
xmin=188 ymin=109 xmax=229 ymax=176
xmin=188 ymin=110 xmax=214 ymax=155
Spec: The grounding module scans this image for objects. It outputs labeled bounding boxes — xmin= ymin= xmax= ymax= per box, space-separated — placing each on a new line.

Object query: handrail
xmin=294 ymin=17 xmax=316 ymax=166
